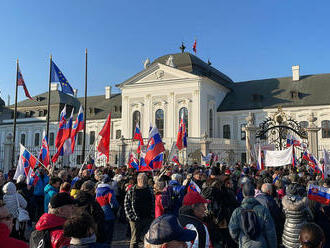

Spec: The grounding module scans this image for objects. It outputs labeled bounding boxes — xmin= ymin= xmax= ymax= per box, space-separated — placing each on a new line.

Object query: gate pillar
xmin=306 ymin=113 xmax=321 ymax=158
xmin=244 ymin=113 xmax=257 ymax=164
xmin=3 ymin=133 xmax=14 ymax=174
xmin=118 ymin=136 xmax=127 ymax=166
xmin=200 ymin=132 xmax=210 ymax=166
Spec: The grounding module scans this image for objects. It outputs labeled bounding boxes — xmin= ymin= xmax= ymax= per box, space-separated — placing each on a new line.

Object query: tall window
xmin=116 ymin=130 xmax=122 ymax=139
xmin=322 ymin=120 xmax=330 ymax=138
xmin=77 ymin=132 xmax=83 ymax=145
xmin=209 ymin=109 xmax=213 ymax=138
xmin=20 ymin=134 xmax=26 ymax=146
xmin=241 ymin=123 xmax=246 ymax=140
xmin=49 ymin=132 xmax=55 ymax=146
xmin=179 ymin=107 xmax=188 ymax=135
xmin=132 ymin=111 xmax=141 ymax=137
xmin=90 ymin=131 xmax=95 ymax=145
xmin=34 ymin=133 xmax=40 ymax=146
xmin=223 ymin=125 xmax=231 ymax=139
xmin=155 ymin=109 xmax=164 ymax=138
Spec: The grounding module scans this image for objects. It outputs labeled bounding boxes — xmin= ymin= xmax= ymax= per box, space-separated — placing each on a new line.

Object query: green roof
xmin=218 ymin=73 xmax=330 ymax=112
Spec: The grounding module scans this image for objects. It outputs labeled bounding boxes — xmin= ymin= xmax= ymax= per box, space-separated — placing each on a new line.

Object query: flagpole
xmin=46 ymin=55 xmax=52 ymax=139
xmin=82 ymin=48 xmax=88 ymax=161
xmin=12 ymin=59 xmax=19 ymax=165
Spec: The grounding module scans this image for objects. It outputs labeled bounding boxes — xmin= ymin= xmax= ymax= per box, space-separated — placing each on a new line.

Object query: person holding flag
xmin=145 ymin=125 xmax=165 ymax=169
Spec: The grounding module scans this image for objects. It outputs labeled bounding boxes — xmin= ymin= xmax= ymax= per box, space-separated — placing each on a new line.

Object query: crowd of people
xmin=0 ymin=160 xmax=329 ymax=248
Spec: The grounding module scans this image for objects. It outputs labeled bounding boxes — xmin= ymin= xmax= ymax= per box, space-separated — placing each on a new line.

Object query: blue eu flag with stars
xmin=51 ymin=61 xmax=74 ymax=95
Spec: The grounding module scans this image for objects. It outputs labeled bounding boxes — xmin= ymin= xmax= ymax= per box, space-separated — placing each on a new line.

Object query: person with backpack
xmin=31 ymin=192 xmax=77 ymax=248
xmin=228 ymin=182 xmax=277 ymax=248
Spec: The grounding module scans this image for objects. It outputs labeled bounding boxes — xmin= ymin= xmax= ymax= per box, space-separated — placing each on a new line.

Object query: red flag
xmin=17 ymin=65 xmax=33 ymax=100
xmin=193 ymin=40 xmax=197 ymax=54
xmin=97 ymin=113 xmax=111 ymax=162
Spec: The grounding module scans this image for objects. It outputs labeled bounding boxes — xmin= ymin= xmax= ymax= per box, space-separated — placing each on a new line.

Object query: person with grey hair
xmin=124 ymin=173 xmax=155 ymax=248
xmin=229 ymin=182 xmax=277 ymax=248
xmin=256 ymin=183 xmax=284 ymax=245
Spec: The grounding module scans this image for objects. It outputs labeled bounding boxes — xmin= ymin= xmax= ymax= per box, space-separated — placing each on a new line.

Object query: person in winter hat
xmin=2 ymin=181 xmax=27 ymax=239
xmin=95 ymin=174 xmax=119 ymax=245
xmin=63 ymin=213 xmax=109 ymax=248
xmin=144 ymin=214 xmax=197 ymax=248
xmin=178 ymin=191 xmax=212 ymax=248
xmin=33 ymin=192 xmax=77 ymax=248
xmin=229 ymin=182 xmax=277 ymax=248
xmin=0 ymin=201 xmax=28 ymax=248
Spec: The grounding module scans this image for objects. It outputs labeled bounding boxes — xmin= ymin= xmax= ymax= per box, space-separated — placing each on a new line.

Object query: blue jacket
xmin=44 ymin=184 xmax=58 ymax=213
xmin=31 ymin=174 xmax=49 ymax=196
xmin=229 ymin=197 xmax=277 ymax=248
xmin=95 ymin=183 xmax=118 ymax=221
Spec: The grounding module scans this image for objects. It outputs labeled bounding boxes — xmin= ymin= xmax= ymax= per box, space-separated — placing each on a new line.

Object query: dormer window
xmin=290 ymin=91 xmax=300 ymax=100
xmin=252 ymin=94 xmax=263 ymax=102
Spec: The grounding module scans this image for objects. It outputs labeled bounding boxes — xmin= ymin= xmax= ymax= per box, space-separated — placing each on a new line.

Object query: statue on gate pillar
xmin=244 ymin=112 xmax=258 ymax=164
xmin=306 ymin=113 xmax=321 ymax=158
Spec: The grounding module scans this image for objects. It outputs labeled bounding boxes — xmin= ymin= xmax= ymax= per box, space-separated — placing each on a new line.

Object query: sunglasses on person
xmin=0 ymin=214 xmax=13 ymax=221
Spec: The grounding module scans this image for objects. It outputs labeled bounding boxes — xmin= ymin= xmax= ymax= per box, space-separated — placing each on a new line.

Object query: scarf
xmin=70 ymin=234 xmax=96 ymax=245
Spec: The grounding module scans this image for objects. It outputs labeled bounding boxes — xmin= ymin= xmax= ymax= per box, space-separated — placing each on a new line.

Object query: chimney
xmin=7 ymin=95 xmax=10 ymax=106
xmin=73 ymin=89 xmax=78 ymax=97
xmin=292 ymin=65 xmax=300 ymax=81
xmin=51 ymin=83 xmax=59 ymax=91
xmin=105 ymin=86 xmax=112 ymax=99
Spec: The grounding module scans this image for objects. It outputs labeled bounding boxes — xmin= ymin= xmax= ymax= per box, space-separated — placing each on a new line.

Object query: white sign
xmin=264 ymin=146 xmax=293 ymax=167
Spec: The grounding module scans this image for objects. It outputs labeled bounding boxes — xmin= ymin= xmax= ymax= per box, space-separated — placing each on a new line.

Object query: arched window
xmin=300 ymin=121 xmax=308 ymax=129
xmin=179 ymin=107 xmax=188 ymax=135
xmin=209 ymin=109 xmax=213 ymax=138
xmin=322 ymin=120 xmax=330 ymax=138
xmin=132 ymin=111 xmax=141 ymax=137
xmin=20 ymin=134 xmax=26 ymax=146
xmin=223 ymin=125 xmax=231 ymax=139
xmin=155 ymin=109 xmax=164 ymax=138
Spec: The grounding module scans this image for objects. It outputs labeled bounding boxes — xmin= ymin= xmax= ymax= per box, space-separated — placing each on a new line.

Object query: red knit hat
xmin=183 ymin=191 xmax=209 ymax=206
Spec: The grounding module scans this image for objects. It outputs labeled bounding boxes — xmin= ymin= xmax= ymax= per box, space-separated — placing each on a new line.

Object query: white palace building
xmin=1 ymin=51 xmax=330 ymax=171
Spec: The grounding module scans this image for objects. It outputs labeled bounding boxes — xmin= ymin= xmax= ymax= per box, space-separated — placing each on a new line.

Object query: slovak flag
xmin=14 ymin=144 xmax=38 ymax=184
xmin=128 ymin=152 xmax=139 ymax=171
xmin=172 ymin=156 xmax=180 ymax=166
xmin=257 ymin=144 xmax=265 ymax=171
xmin=145 ymin=125 xmax=165 ymax=167
xmin=17 ymin=64 xmax=33 ymax=101
xmin=133 ymin=123 xmax=144 ymax=154
xmin=286 ymin=134 xmax=301 ymax=147
xmin=303 ymin=150 xmax=322 ymax=173
xmin=193 ymin=40 xmax=197 ymax=53
xmin=176 ymin=114 xmax=187 ymax=150
xmin=149 ymin=153 xmax=163 ymax=170
xmin=62 ymin=109 xmax=74 ymax=155
xmin=71 ymin=105 xmax=84 ymax=152
xmin=38 ymin=132 xmax=50 ymax=168
xmin=55 ymin=105 xmax=67 ymax=149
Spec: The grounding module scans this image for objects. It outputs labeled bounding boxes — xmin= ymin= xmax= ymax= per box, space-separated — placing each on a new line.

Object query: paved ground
xmin=112 ymin=221 xmax=130 ymax=248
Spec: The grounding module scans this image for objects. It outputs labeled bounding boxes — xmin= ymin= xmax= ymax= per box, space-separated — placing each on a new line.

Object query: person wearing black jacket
xmin=75 ymin=180 xmax=107 ymax=243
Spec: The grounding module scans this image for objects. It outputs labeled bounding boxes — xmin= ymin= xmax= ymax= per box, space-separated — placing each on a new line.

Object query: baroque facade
xmin=1 ymin=52 xmax=330 ymax=169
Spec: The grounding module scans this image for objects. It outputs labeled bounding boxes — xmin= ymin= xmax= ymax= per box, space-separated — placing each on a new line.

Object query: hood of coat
xmin=35 ymin=213 xmax=66 ymax=231
xmin=282 ymin=195 xmax=307 ymax=211
xmin=44 ymin=184 xmax=58 ymax=194
xmin=3 ymin=182 xmax=16 ymax=195
xmin=241 ymin=197 xmax=261 ymax=209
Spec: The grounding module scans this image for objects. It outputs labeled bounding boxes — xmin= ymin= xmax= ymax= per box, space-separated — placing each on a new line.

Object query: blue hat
xmin=145 ymin=214 xmax=197 ymax=245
